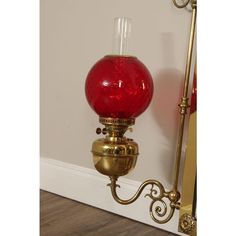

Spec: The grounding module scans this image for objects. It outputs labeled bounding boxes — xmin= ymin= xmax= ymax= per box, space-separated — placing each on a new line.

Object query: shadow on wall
xmin=151 ymin=68 xmax=184 ymax=185
xmin=149 ymin=31 xmax=185 ymax=185
xmin=152 ymin=68 xmax=183 ymax=140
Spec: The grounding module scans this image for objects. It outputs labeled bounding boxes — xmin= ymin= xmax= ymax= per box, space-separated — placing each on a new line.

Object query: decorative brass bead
xmin=178 ymin=97 xmax=190 ymax=115
xmin=179 ymin=213 xmax=196 ymax=234
xmin=168 ymin=190 xmax=181 ymax=202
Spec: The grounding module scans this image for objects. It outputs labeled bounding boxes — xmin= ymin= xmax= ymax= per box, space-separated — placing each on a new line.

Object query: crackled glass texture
xmin=85 ymin=55 xmax=154 ymax=118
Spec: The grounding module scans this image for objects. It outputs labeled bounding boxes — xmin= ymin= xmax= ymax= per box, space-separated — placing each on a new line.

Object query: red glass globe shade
xmin=85 ymin=55 xmax=154 ymax=119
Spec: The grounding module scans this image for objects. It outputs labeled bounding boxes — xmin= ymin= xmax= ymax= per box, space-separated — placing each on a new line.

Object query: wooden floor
xmin=40 ymin=190 xmax=178 ymax=236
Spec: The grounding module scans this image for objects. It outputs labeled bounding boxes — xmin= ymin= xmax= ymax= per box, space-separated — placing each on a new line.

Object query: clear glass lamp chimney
xmin=112 ymin=17 xmax=132 ymax=56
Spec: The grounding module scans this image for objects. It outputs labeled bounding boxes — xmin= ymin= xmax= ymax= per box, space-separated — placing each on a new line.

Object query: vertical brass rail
xmin=173 ymin=1 xmax=197 ymax=191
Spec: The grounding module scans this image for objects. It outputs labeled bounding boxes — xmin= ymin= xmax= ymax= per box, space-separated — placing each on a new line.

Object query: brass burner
xmin=92 ymin=117 xmax=138 ymax=177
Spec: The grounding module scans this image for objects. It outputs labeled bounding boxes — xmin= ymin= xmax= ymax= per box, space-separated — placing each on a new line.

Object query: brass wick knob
xmin=96 ymin=127 xmax=107 ymax=135
xmin=96 ymin=128 xmax=102 ymax=134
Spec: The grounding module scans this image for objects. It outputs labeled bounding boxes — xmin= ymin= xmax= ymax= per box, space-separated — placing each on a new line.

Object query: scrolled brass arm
xmin=108 ymin=177 xmax=166 ymax=204
xmin=108 ymin=177 xmax=180 ymax=224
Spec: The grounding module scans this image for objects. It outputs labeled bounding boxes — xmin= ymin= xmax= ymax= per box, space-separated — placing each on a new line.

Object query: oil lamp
xmin=84 ymin=0 xmax=197 ymax=230
xmin=85 ymin=17 xmax=154 ymax=177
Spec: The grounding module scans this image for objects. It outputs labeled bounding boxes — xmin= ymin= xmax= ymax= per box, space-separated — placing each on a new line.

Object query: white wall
xmin=41 ymin=0 xmax=192 ymax=203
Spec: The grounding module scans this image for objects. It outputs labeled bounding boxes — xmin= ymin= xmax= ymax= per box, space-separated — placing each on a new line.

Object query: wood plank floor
xmin=40 ymin=190 xmax=178 ymax=236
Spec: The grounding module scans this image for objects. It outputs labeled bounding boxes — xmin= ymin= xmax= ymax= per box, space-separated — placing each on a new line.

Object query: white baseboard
xmin=40 ymin=157 xmax=184 ymax=235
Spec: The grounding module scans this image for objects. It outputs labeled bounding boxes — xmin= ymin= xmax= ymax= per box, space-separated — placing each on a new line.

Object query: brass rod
xmin=173 ymin=3 xmax=197 ymax=191
xmin=183 ymin=5 xmax=197 ymax=98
